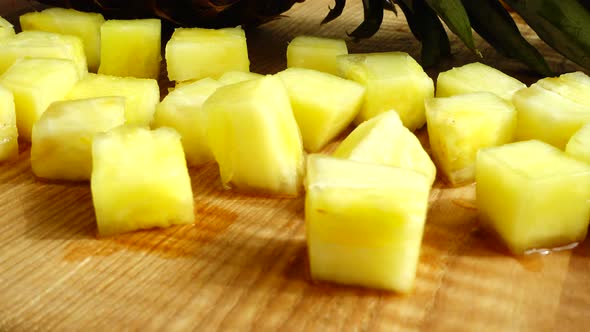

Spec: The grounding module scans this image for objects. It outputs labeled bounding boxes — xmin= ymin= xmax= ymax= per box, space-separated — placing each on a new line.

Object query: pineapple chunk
xmin=20 ymin=8 xmax=105 ymax=71
xmin=566 ymin=124 xmax=590 ymax=164
xmin=0 ymin=30 xmax=87 ymax=78
xmin=337 ymin=52 xmax=434 ymax=131
xmin=153 ymin=78 xmax=222 ymax=165
xmin=476 ymin=140 xmax=590 ymax=254
xmin=218 ymin=71 xmax=263 ymax=85
xmin=0 ymin=16 xmax=15 ymax=40
xmin=276 ymin=67 xmax=365 ymax=152
xmin=0 ymin=58 xmax=79 ymax=141
xmin=67 ymin=73 xmax=160 ymax=126
xmin=425 ymin=92 xmax=516 ymax=186
xmin=305 ymin=154 xmax=430 ymax=293
xmin=436 ymin=62 xmax=526 ymax=101
xmin=287 ymin=35 xmax=348 ymax=75
xmin=513 ymin=84 xmax=590 ymax=149
xmin=204 ymin=76 xmax=304 ymax=195
xmin=31 ymin=97 xmax=125 ymax=181
xmin=0 ymin=86 xmax=17 ymax=161
xmin=166 ymin=27 xmax=249 ymax=82
xmin=534 ymin=71 xmax=590 ymax=107
xmin=334 ymin=111 xmax=436 ymax=185
xmin=91 ymin=126 xmax=195 ymax=236
xmin=98 ymin=19 xmax=161 ymax=79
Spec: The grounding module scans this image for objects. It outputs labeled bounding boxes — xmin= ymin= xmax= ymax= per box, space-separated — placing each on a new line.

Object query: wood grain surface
xmin=1 ymin=1 xmax=589 ymax=331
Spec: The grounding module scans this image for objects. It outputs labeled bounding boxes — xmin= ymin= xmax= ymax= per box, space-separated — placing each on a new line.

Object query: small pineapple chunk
xmin=426 ymin=92 xmax=516 ymax=186
xmin=0 ymin=58 xmax=79 ymax=141
xmin=98 ymin=19 xmax=161 ymax=79
xmin=566 ymin=124 xmax=590 ymax=164
xmin=166 ymin=27 xmax=249 ymax=82
xmin=305 ymin=154 xmax=430 ymax=293
xmin=513 ymin=84 xmax=590 ymax=149
xmin=436 ymin=62 xmax=526 ymax=101
xmin=334 ymin=111 xmax=436 ymax=185
xmin=67 ymin=73 xmax=160 ymax=126
xmin=276 ymin=67 xmax=365 ymax=152
xmin=91 ymin=126 xmax=195 ymax=236
xmin=204 ymin=76 xmax=304 ymax=195
xmin=0 ymin=86 xmax=17 ymax=161
xmin=287 ymin=35 xmax=348 ymax=75
xmin=153 ymin=78 xmax=222 ymax=165
xmin=476 ymin=140 xmax=590 ymax=254
xmin=31 ymin=97 xmax=125 ymax=181
xmin=0 ymin=30 xmax=87 ymax=78
xmin=534 ymin=71 xmax=590 ymax=107
xmin=19 ymin=8 xmax=105 ymax=71
xmin=218 ymin=71 xmax=263 ymax=85
xmin=337 ymin=52 xmax=434 ymax=130
xmin=0 ymin=16 xmax=15 ymax=40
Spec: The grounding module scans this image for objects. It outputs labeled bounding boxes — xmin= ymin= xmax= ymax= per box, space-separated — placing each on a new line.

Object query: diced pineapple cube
xmin=0 ymin=16 xmax=15 ymax=40
xmin=337 ymin=52 xmax=434 ymax=131
xmin=98 ymin=19 xmax=161 ymax=79
xmin=31 ymin=97 xmax=125 ymax=181
xmin=425 ymin=92 xmax=516 ymax=186
xmin=0 ymin=58 xmax=79 ymax=141
xmin=276 ymin=67 xmax=365 ymax=152
xmin=218 ymin=71 xmax=263 ymax=85
xmin=66 ymin=73 xmax=160 ymax=126
xmin=334 ymin=111 xmax=436 ymax=185
xmin=0 ymin=86 xmax=17 ymax=161
xmin=513 ymin=84 xmax=590 ymax=149
xmin=0 ymin=30 xmax=87 ymax=78
xmin=204 ymin=76 xmax=304 ymax=195
xmin=91 ymin=126 xmax=195 ymax=236
xmin=166 ymin=27 xmax=249 ymax=82
xmin=436 ymin=62 xmax=526 ymax=101
xmin=287 ymin=35 xmax=348 ymax=75
xmin=566 ymin=124 xmax=590 ymax=164
xmin=534 ymin=71 xmax=590 ymax=107
xmin=305 ymin=154 xmax=430 ymax=292
xmin=153 ymin=78 xmax=222 ymax=165
xmin=476 ymin=140 xmax=590 ymax=254
xmin=19 ymin=8 xmax=105 ymax=71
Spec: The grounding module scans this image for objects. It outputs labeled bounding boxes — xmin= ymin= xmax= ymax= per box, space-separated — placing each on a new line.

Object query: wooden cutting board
xmin=1 ymin=1 xmax=589 ymax=331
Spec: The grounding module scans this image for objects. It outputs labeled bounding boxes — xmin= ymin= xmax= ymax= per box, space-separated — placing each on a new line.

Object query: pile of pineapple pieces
xmin=2 ymin=7 xmax=590 ymax=293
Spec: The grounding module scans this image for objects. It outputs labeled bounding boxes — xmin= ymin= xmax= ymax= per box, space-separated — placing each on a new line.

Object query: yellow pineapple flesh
xmin=91 ymin=126 xmax=195 ymax=236
xmin=217 ymin=71 xmax=263 ymax=85
xmin=0 ymin=85 xmax=17 ymax=161
xmin=287 ymin=35 xmax=348 ymax=76
xmin=566 ymin=124 xmax=590 ymax=165
xmin=31 ymin=97 xmax=126 ymax=181
xmin=533 ymin=71 xmax=590 ymax=107
xmin=0 ymin=16 xmax=15 ymax=40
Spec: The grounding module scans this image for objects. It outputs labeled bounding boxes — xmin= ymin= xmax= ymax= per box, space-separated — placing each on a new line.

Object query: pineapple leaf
xmin=321 ymin=0 xmax=346 ymax=24
xmin=503 ymin=0 xmax=590 ymax=71
xmin=348 ymin=0 xmax=384 ymax=39
xmin=424 ymin=0 xmax=477 ymax=53
xmin=462 ymin=0 xmax=552 ymax=76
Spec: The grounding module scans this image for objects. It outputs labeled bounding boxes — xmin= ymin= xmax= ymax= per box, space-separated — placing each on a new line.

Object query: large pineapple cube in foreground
xmin=99 ymin=19 xmax=161 ymax=79
xmin=436 ymin=62 xmax=526 ymax=101
xmin=0 ymin=58 xmax=79 ymax=141
xmin=476 ymin=140 xmax=590 ymax=254
xmin=426 ymin=92 xmax=516 ymax=186
xmin=305 ymin=154 xmax=430 ymax=293
xmin=91 ymin=126 xmax=195 ymax=236
xmin=334 ymin=111 xmax=436 ymax=185
xmin=153 ymin=78 xmax=222 ymax=165
xmin=287 ymin=35 xmax=348 ymax=76
xmin=205 ymin=76 xmax=304 ymax=196
xmin=566 ymin=124 xmax=590 ymax=164
xmin=0 ymin=31 xmax=87 ymax=78
xmin=513 ymin=84 xmax=590 ymax=149
xmin=337 ymin=52 xmax=434 ymax=130
xmin=534 ymin=71 xmax=590 ymax=107
xmin=276 ymin=67 xmax=365 ymax=152
xmin=67 ymin=73 xmax=159 ymax=126
xmin=31 ymin=97 xmax=125 ymax=181
xmin=0 ymin=16 xmax=15 ymax=40
xmin=20 ymin=8 xmax=105 ymax=71
xmin=218 ymin=71 xmax=263 ymax=85
xmin=0 ymin=86 xmax=17 ymax=161
xmin=166 ymin=27 xmax=249 ymax=82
